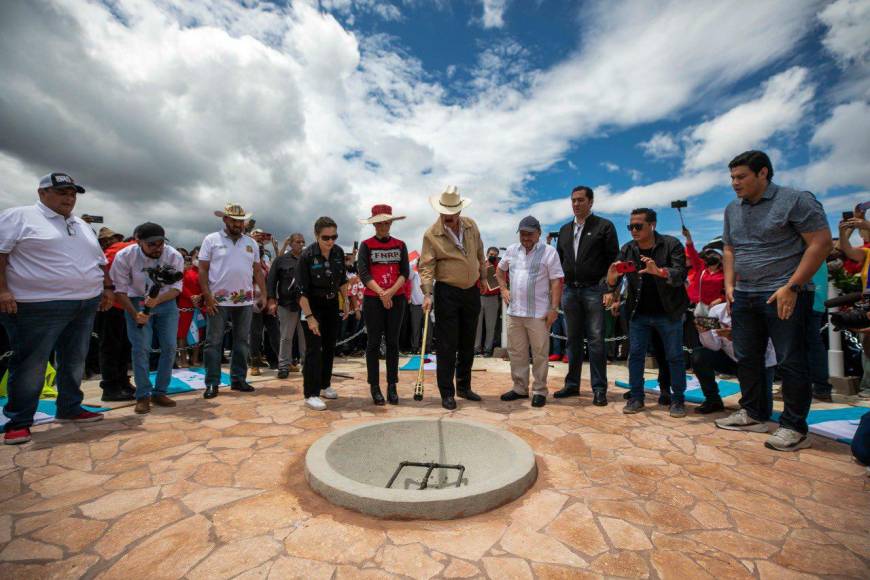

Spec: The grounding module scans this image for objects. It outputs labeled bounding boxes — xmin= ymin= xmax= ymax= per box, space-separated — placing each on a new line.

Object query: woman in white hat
xmin=356 ymin=204 xmax=410 ymax=405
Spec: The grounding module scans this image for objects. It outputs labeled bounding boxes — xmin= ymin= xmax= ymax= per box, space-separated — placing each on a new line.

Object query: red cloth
xmin=361 ymin=236 xmax=406 ymax=298
xmin=686 ymin=242 xmax=725 ymax=306
xmin=104 ymin=240 xmax=136 ymax=310
xmin=177 ymin=266 xmax=203 ymax=339
xmin=685 ymin=243 xmax=703 ymax=304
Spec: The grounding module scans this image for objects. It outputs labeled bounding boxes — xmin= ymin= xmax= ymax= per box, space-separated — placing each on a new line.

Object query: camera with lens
xmin=825 ymin=292 xmax=870 ymax=331
xmin=146 ymin=264 xmax=184 ymax=287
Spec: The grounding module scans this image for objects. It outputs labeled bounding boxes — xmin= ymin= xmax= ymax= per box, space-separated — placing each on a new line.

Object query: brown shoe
xmin=151 ymin=394 xmax=177 ymax=407
xmin=250 ymin=366 xmax=261 ymax=376
xmin=134 ymin=397 xmax=151 ymax=414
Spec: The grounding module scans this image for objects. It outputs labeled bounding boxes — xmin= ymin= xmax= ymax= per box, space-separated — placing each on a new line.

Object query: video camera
xmin=138 ymin=265 xmax=183 ymax=328
xmin=824 ymin=292 xmax=870 ymax=332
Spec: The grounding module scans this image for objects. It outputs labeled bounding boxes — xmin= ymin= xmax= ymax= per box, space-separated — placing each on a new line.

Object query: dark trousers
xmin=409 ymin=304 xmax=424 ymax=352
xmin=364 ymin=295 xmax=405 ymax=388
xmin=434 ymin=283 xmax=480 ymax=398
xmin=628 ymin=314 xmax=686 ymax=403
xmin=851 ymin=412 xmax=870 ymax=465
xmin=692 ymin=347 xmax=737 ymax=401
xmin=651 ymin=329 xmax=671 ymax=396
xmin=562 ymin=286 xmax=607 ymax=392
xmin=732 ymin=289 xmax=812 ymax=433
xmin=99 ymin=307 xmax=132 ymax=392
xmin=302 ymin=297 xmax=340 ymax=398
xmin=250 ymin=311 xmax=280 ymax=365
xmin=204 ymin=305 xmax=252 ymax=387
xmin=807 ymin=310 xmax=832 ymax=395
xmin=0 ymin=297 xmax=100 ymax=431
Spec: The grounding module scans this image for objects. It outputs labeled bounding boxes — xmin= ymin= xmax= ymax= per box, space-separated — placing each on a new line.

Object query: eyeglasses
xmin=627 ymin=223 xmax=646 ymax=232
xmin=66 ymin=221 xmax=77 ymax=236
xmin=320 ymin=235 xmax=338 ymax=241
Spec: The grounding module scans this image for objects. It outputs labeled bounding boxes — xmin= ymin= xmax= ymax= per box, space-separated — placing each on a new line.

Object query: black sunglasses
xmin=627 ymin=223 xmax=646 ymax=232
xmin=320 ymin=234 xmax=338 ymax=241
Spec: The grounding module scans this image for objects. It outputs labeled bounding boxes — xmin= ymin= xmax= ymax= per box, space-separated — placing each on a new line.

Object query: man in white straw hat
xmin=198 ymin=203 xmax=267 ymax=399
xmin=419 ymin=186 xmax=488 ymax=410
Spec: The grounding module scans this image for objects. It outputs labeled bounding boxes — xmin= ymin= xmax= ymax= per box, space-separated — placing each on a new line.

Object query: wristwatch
xmin=787 ymin=284 xmax=801 ymax=293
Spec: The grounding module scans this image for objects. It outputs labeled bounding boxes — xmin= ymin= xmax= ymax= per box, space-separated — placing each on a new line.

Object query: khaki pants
xmin=507 ymin=315 xmax=550 ymax=397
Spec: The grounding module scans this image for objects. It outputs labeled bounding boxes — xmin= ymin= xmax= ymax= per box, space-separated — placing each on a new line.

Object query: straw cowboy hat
xmin=358 ymin=204 xmax=407 ymax=224
xmin=214 ymin=202 xmax=252 ymax=221
xmin=429 ymin=185 xmax=471 ymax=215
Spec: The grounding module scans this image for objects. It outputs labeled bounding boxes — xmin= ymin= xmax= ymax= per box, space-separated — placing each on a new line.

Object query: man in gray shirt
xmin=715 ymin=150 xmax=832 ymax=452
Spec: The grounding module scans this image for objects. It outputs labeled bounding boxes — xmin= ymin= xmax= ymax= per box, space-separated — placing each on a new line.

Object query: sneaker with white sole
xmin=714 ymin=409 xmax=768 ymax=432
xmin=321 ymin=387 xmax=338 ymax=400
xmin=305 ymin=396 xmax=327 ymax=411
xmin=765 ymin=427 xmax=811 ymax=452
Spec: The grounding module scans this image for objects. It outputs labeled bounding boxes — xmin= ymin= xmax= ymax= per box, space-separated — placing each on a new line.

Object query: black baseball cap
xmin=38 ymin=172 xmax=85 ymax=193
xmin=517 ymin=215 xmax=541 ymax=232
xmin=134 ymin=222 xmax=168 ymax=243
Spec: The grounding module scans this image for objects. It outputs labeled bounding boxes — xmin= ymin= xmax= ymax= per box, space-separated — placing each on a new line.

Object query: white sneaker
xmin=765 ymin=427 xmax=811 ymax=452
xmin=321 ymin=387 xmax=338 ymax=400
xmin=714 ymin=409 xmax=769 ymax=433
xmin=305 ymin=396 xmax=327 ymax=411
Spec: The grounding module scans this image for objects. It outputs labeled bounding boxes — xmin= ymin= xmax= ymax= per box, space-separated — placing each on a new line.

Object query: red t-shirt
xmin=105 ymin=240 xmax=136 ymax=310
xmin=178 ymin=266 xmax=202 ymax=309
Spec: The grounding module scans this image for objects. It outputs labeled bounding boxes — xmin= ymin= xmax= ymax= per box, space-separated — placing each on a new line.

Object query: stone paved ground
xmin=0 ymin=360 xmax=868 ymax=579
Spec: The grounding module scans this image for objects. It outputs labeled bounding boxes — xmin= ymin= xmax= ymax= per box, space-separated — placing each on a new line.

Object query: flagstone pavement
xmin=0 ymin=360 xmax=868 ymax=579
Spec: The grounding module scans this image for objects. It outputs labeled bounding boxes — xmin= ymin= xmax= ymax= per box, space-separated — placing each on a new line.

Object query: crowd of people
xmin=1 ymin=150 xmax=869 ymax=459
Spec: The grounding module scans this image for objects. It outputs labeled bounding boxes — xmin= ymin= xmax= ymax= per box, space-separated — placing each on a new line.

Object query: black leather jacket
xmin=266 ymin=252 xmax=302 ymax=310
xmin=617 ymin=233 xmax=689 ymax=320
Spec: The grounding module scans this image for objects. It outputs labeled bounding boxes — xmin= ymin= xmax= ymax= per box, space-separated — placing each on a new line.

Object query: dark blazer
xmin=617 ymin=232 xmax=689 ymax=320
xmin=556 ymin=214 xmax=619 ymax=287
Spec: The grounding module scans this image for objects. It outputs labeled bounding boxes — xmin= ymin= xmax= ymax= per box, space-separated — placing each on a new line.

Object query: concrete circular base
xmin=305 ymin=417 xmax=537 ymax=520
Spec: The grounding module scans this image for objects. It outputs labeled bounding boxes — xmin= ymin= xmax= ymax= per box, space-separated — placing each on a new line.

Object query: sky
xmin=0 ymin=0 xmax=868 ymax=252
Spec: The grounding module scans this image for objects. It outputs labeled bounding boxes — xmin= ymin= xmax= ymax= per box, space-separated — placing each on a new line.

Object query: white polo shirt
xmin=0 ymin=202 xmax=106 ymax=302
xmin=698 ymin=303 xmax=777 ymax=367
xmin=498 ymin=241 xmax=564 ymax=318
xmin=199 ymin=230 xmax=259 ymax=307
xmin=110 ymin=243 xmax=184 ymax=298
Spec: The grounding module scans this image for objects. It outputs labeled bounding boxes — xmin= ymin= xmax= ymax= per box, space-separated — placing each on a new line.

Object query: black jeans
xmin=250 ymin=311 xmax=280 ymax=365
xmin=692 ymin=347 xmax=737 ymax=401
xmin=562 ymin=286 xmax=607 ymax=393
xmin=434 ymin=283 xmax=480 ymax=398
xmin=732 ymin=289 xmax=813 ymax=433
xmin=364 ymin=295 xmax=405 ymax=388
xmin=302 ymin=297 xmax=340 ymax=398
xmin=99 ymin=307 xmax=132 ymax=392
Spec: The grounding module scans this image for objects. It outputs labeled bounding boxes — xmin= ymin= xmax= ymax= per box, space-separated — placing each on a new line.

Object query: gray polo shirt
xmin=722 ymin=182 xmax=828 ymax=292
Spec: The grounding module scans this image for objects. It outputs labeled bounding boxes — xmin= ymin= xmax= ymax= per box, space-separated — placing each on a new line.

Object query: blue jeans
xmin=204 ymin=305 xmax=252 ymax=387
xmin=806 ymin=310 xmax=831 ymax=395
xmin=628 ymin=314 xmax=686 ymax=403
xmin=562 ymin=286 xmax=607 ymax=392
xmin=124 ymin=298 xmax=179 ymax=400
xmin=732 ymin=290 xmax=812 ymax=433
xmin=0 ymin=296 xmax=100 ymax=431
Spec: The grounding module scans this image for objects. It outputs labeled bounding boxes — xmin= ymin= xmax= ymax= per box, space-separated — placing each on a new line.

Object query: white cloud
xmin=601 ymin=161 xmax=620 ymax=172
xmin=0 ymin=0 xmax=824 ymax=249
xmin=479 ymin=0 xmax=509 ymax=29
xmin=639 ymin=132 xmax=681 ymax=159
xmin=682 ymin=67 xmax=814 ymax=171
xmin=803 ymin=101 xmax=870 ymax=192
xmin=819 ymin=0 xmax=870 ymax=66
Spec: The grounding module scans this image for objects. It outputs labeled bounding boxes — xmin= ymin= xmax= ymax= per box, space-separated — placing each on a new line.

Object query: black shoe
xmin=623 ymin=390 xmax=631 ymax=400
xmin=813 ymin=391 xmax=833 ymax=402
xmin=553 ymin=386 xmax=580 ymax=399
xmin=623 ymin=398 xmax=645 ymax=414
xmin=593 ymin=391 xmax=608 ymax=406
xmin=531 ymin=395 xmax=546 ymax=408
xmin=695 ymin=399 xmax=725 ymax=414
xmin=277 ymin=369 xmax=289 ymax=379
xmin=500 ymin=390 xmax=529 ymax=401
xmin=101 ymin=390 xmax=135 ymax=402
xmin=371 ymin=386 xmax=386 ymax=406
xmin=669 ymin=401 xmax=686 ymax=418
xmin=458 ymin=389 xmax=481 ymax=401
xmin=231 ymin=382 xmax=255 ymax=392
xmin=484 ymin=350 xmax=494 ymax=358
xmin=442 ymin=396 xmax=457 ymax=410
xmin=657 ymin=394 xmax=672 ymax=406
xmin=204 ymin=385 xmax=219 ymax=399
xmin=387 ymin=384 xmax=399 ymax=405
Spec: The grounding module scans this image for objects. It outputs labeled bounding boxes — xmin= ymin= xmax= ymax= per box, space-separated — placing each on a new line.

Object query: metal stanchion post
xmin=827 ymin=281 xmax=844 ymax=378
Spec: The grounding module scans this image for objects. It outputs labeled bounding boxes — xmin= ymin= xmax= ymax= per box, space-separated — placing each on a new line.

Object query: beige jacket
xmin=419 ymin=216 xmax=486 ymax=294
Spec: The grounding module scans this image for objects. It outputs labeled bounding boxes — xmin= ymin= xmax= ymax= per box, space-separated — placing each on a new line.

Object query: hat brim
xmin=429 ymin=195 xmax=472 ymax=215
xmin=49 ymin=184 xmax=85 ymax=193
xmin=358 ymin=214 xmax=407 ymax=224
xmin=140 ymin=235 xmax=168 ymax=244
xmin=214 ymin=210 xmax=253 ymax=221
xmin=517 ymin=226 xmax=541 ymax=233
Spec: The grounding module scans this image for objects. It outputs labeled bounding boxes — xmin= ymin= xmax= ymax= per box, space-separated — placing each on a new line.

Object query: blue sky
xmin=0 ymin=0 xmax=868 ymax=249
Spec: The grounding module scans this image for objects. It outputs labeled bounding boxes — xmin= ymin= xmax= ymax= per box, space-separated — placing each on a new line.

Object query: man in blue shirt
xmin=716 ymin=150 xmax=832 ymax=451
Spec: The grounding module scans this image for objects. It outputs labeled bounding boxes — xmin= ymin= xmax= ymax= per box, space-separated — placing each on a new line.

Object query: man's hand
xmin=714 ymin=326 xmax=732 ymax=341
xmin=99 ymin=289 xmax=115 ymax=311
xmin=844 ymin=217 xmax=870 ymax=231
xmin=204 ymin=293 xmax=218 ymax=316
xmin=500 ymin=287 xmax=510 ymax=306
xmin=0 ymin=290 xmax=17 ymax=314
xmin=682 ymin=226 xmax=692 ymax=243
xmin=422 ymin=295 xmax=432 ymax=313
xmin=354 ymin=309 xmax=362 ymax=320
xmin=267 ymin=298 xmax=278 ymax=316
xmin=191 ymin=294 xmax=203 ymax=307
xmin=307 ymin=316 xmax=320 ymax=336
xmin=545 ymin=308 xmax=558 ymax=328
xmin=135 ymin=312 xmax=150 ymax=325
xmin=639 ymin=256 xmax=662 ymax=277
xmin=256 ymin=295 xmax=267 ymax=313
xmin=766 ymin=285 xmax=797 ymax=320
xmin=143 ymin=296 xmax=158 ymax=309
xmin=610 ymin=299 xmax=621 ymax=316
xmin=603 ymin=292 xmax=614 ymax=309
